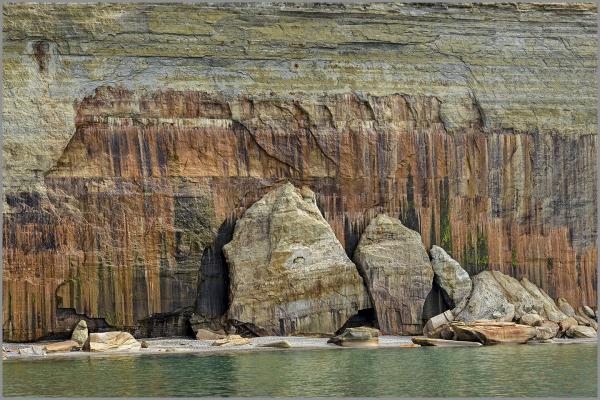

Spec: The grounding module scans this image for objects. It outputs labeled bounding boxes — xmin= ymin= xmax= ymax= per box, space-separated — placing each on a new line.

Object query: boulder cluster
xmin=5 ymin=182 xmax=594 ymax=356
xmin=222 ymin=183 xmax=435 ymax=337
xmin=5 ymin=320 xmax=143 ymax=356
xmin=216 ymin=182 xmax=597 ymax=343
xmin=422 ymin=251 xmax=598 ymax=344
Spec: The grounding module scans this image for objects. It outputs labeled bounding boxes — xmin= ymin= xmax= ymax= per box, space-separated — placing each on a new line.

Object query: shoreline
xmin=3 ymin=335 xmax=597 ymax=362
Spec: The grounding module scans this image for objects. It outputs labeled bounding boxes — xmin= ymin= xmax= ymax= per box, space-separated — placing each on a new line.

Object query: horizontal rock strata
xmin=2 ymin=3 xmax=597 ymax=341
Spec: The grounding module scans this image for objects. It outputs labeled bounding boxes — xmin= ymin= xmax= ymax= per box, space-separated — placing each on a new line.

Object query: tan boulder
xmin=211 ymin=335 xmax=251 ymax=347
xmin=258 ymin=340 xmax=292 ymax=348
xmin=424 ymin=310 xmax=455 ymax=339
xmin=451 ymin=321 xmax=536 ymax=344
xmin=573 ymin=315 xmax=591 ymax=326
xmin=196 ymin=329 xmax=226 ymax=340
xmin=328 ymin=327 xmax=380 ymax=347
xmin=353 ymin=214 xmax=433 ymax=335
xmin=44 ymin=340 xmax=80 ymax=353
xmin=575 ymin=308 xmax=598 ymax=330
xmin=583 ymin=306 xmax=596 ymax=319
xmin=540 ymin=320 xmax=559 ymax=330
xmin=566 ymin=325 xmax=597 ymax=338
xmin=535 ymin=320 xmax=559 ymax=340
xmin=520 ymin=313 xmax=544 ymax=327
xmin=70 ymin=320 xmax=88 ymax=347
xmin=519 ymin=279 xmax=568 ymax=322
xmin=454 ymin=271 xmax=515 ymax=322
xmin=224 ymin=183 xmax=370 ymax=336
xmin=558 ymin=317 xmax=579 ymax=334
xmin=456 ymin=271 xmax=568 ymax=323
xmin=575 ymin=307 xmax=597 ymax=326
xmin=557 ymin=298 xmax=576 ymax=317
xmin=412 ymin=337 xmax=482 ymax=347
xmin=89 ymin=331 xmax=141 ymax=352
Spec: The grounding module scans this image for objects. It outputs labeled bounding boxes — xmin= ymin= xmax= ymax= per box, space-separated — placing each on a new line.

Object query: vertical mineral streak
xmin=2 ymin=3 xmax=597 ymax=341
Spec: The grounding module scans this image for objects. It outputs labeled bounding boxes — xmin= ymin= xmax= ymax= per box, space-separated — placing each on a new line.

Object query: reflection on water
xmin=3 ymin=344 xmax=597 ymax=397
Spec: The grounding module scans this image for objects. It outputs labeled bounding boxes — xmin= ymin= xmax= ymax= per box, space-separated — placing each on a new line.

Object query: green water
xmin=3 ymin=344 xmax=597 ymax=397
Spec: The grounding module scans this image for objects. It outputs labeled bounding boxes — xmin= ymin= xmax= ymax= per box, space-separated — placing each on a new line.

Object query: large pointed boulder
xmin=353 ymin=214 xmax=434 ymax=334
xmin=223 ymin=183 xmax=370 ymax=336
xmin=429 ymin=245 xmax=472 ymax=310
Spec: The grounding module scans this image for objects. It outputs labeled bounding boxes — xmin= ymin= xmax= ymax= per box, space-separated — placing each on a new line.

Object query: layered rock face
xmin=224 ymin=183 xmax=370 ymax=336
xmin=3 ymin=3 xmax=597 ymax=341
xmin=353 ymin=215 xmax=433 ymax=334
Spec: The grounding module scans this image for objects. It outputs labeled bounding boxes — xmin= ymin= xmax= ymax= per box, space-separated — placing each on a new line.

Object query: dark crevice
xmin=334 ymin=308 xmax=377 ymax=336
xmin=421 ymin=280 xmax=451 ymax=323
xmin=135 ymin=306 xmax=195 ymax=338
xmin=195 ymin=219 xmax=235 ymax=318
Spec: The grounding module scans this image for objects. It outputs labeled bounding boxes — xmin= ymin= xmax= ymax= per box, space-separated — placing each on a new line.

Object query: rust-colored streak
xmin=2 ymin=87 xmax=596 ymax=341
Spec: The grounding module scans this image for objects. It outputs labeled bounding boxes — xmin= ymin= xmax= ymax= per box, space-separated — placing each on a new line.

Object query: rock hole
xmin=195 ymin=219 xmax=235 ymax=318
xmin=335 ymin=308 xmax=376 ymax=335
xmin=293 ymin=256 xmax=305 ymax=265
xmin=279 ymin=318 xmax=286 ymax=335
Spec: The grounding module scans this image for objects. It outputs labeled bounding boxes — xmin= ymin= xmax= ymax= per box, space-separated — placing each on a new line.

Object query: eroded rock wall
xmin=3 ymin=3 xmax=597 ymax=341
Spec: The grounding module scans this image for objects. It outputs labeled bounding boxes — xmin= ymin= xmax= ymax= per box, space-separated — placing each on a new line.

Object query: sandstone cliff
xmin=2 ymin=3 xmax=597 ymax=341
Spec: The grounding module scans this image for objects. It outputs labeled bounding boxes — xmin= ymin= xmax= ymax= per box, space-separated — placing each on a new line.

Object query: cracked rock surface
xmin=353 ymin=214 xmax=434 ymax=335
xmin=224 ymin=183 xmax=371 ymax=336
xmin=2 ymin=3 xmax=597 ymax=341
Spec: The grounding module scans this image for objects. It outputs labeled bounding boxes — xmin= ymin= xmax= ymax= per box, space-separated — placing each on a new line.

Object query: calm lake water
xmin=3 ymin=344 xmax=597 ymax=397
